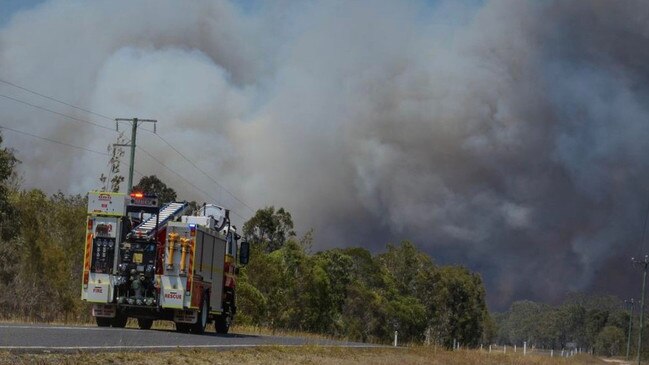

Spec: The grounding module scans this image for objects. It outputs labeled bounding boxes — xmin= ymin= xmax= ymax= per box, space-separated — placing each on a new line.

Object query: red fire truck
xmin=81 ymin=191 xmax=249 ymax=334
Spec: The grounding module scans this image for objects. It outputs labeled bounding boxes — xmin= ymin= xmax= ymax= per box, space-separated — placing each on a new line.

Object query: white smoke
xmin=1 ymin=0 xmax=647 ymax=308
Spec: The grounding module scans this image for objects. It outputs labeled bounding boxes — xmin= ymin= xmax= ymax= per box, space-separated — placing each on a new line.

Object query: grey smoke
xmin=1 ymin=0 xmax=648 ymax=309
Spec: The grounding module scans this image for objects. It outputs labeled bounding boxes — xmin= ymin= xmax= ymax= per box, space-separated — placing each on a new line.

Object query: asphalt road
xmin=0 ymin=323 xmax=378 ymax=353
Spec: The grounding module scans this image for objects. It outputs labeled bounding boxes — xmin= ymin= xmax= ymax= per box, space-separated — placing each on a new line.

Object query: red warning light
xmin=131 ymin=192 xmax=144 ymax=199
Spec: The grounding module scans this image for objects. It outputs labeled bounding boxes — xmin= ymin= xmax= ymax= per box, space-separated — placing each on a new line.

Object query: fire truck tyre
xmin=111 ymin=313 xmax=128 ymax=328
xmin=215 ymin=309 xmax=232 ymax=334
xmin=96 ymin=317 xmax=111 ymax=327
xmin=191 ymin=297 xmax=208 ymax=334
xmin=175 ymin=323 xmax=190 ymax=333
xmin=137 ymin=318 xmax=153 ymax=330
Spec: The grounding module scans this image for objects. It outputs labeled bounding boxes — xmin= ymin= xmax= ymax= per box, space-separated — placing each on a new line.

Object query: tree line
xmin=238 ymin=207 xmax=491 ymax=345
xmin=494 ymin=294 xmax=640 ymax=357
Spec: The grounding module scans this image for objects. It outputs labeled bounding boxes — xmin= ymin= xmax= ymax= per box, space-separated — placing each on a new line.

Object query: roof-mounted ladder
xmin=130 ymin=202 xmax=189 ymax=239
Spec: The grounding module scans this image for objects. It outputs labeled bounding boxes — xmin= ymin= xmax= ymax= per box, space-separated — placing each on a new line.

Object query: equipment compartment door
xmin=210 ymin=235 xmax=226 ymax=312
xmin=90 ymin=218 xmax=119 ymax=274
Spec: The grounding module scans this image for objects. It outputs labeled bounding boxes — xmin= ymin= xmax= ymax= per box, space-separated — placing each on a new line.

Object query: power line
xmin=0 ymin=78 xmax=113 ymax=121
xmin=0 ymin=94 xmax=114 ymax=131
xmin=137 ymin=146 xmax=246 ymax=221
xmin=0 ymin=124 xmax=146 ymax=185
xmin=1 ymin=112 xmax=249 ymax=220
xmin=136 ymin=147 xmax=215 ymax=201
xmin=136 ymin=146 xmax=246 ymax=221
xmin=1 ymin=122 xmax=226 ymax=213
xmin=0 ymin=124 xmax=109 ymax=156
xmin=0 ymin=79 xmax=254 ymax=217
xmin=149 ymin=133 xmax=255 ymax=214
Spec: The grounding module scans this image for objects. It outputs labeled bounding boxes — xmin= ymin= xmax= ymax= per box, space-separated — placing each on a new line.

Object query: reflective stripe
xmin=186 ymin=238 xmax=195 ymax=292
xmin=82 ymin=232 xmax=93 ymax=285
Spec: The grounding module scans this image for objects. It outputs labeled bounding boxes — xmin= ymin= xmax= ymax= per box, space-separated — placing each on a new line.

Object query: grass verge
xmin=0 ymin=346 xmax=609 ymax=365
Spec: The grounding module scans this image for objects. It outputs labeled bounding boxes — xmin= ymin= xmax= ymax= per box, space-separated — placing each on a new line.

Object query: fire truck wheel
xmin=137 ymin=318 xmax=153 ymax=330
xmin=175 ymin=323 xmax=190 ymax=333
xmin=96 ymin=317 xmax=111 ymax=327
xmin=191 ymin=296 xmax=208 ymax=334
xmin=111 ymin=313 xmax=128 ymax=328
xmin=215 ymin=308 xmax=232 ymax=334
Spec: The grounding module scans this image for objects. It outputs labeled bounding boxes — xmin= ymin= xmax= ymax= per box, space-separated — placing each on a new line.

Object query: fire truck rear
xmin=81 ymin=191 xmax=249 ymax=334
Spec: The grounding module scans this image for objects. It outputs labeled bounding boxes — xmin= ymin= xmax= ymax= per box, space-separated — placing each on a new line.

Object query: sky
xmin=0 ymin=0 xmax=42 ymax=25
xmin=0 ymin=0 xmax=648 ymax=310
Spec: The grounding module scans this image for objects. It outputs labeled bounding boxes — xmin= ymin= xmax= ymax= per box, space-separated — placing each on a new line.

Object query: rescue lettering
xmin=165 ymin=292 xmax=181 ymax=300
xmin=98 ymin=194 xmax=111 ymax=201
xmin=93 ymin=287 xmax=103 ymax=293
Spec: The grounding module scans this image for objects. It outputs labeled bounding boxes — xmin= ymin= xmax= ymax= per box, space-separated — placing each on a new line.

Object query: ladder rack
xmin=130 ymin=202 xmax=189 ymax=239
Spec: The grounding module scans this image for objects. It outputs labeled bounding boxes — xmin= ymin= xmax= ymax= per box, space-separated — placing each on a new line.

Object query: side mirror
xmin=239 ymin=241 xmax=250 ymax=266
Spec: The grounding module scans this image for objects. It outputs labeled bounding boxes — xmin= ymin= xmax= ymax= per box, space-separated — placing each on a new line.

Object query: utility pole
xmin=633 ymin=255 xmax=649 ymax=365
xmin=115 ymin=118 xmax=157 ymax=193
xmin=626 ymin=298 xmax=636 ymax=360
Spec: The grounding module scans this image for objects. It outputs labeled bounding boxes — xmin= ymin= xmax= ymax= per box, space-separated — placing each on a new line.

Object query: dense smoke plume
xmin=1 ymin=0 xmax=648 ymax=309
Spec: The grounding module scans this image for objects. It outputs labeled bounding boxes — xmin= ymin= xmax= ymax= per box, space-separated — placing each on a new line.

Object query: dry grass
xmin=0 ymin=346 xmax=611 ymax=365
xmin=135 ymin=320 xmax=339 ymax=341
xmin=228 ymin=324 xmax=342 ymax=341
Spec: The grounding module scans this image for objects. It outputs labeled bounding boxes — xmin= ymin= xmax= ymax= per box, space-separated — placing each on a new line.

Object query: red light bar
xmin=131 ymin=192 xmax=144 ymax=198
